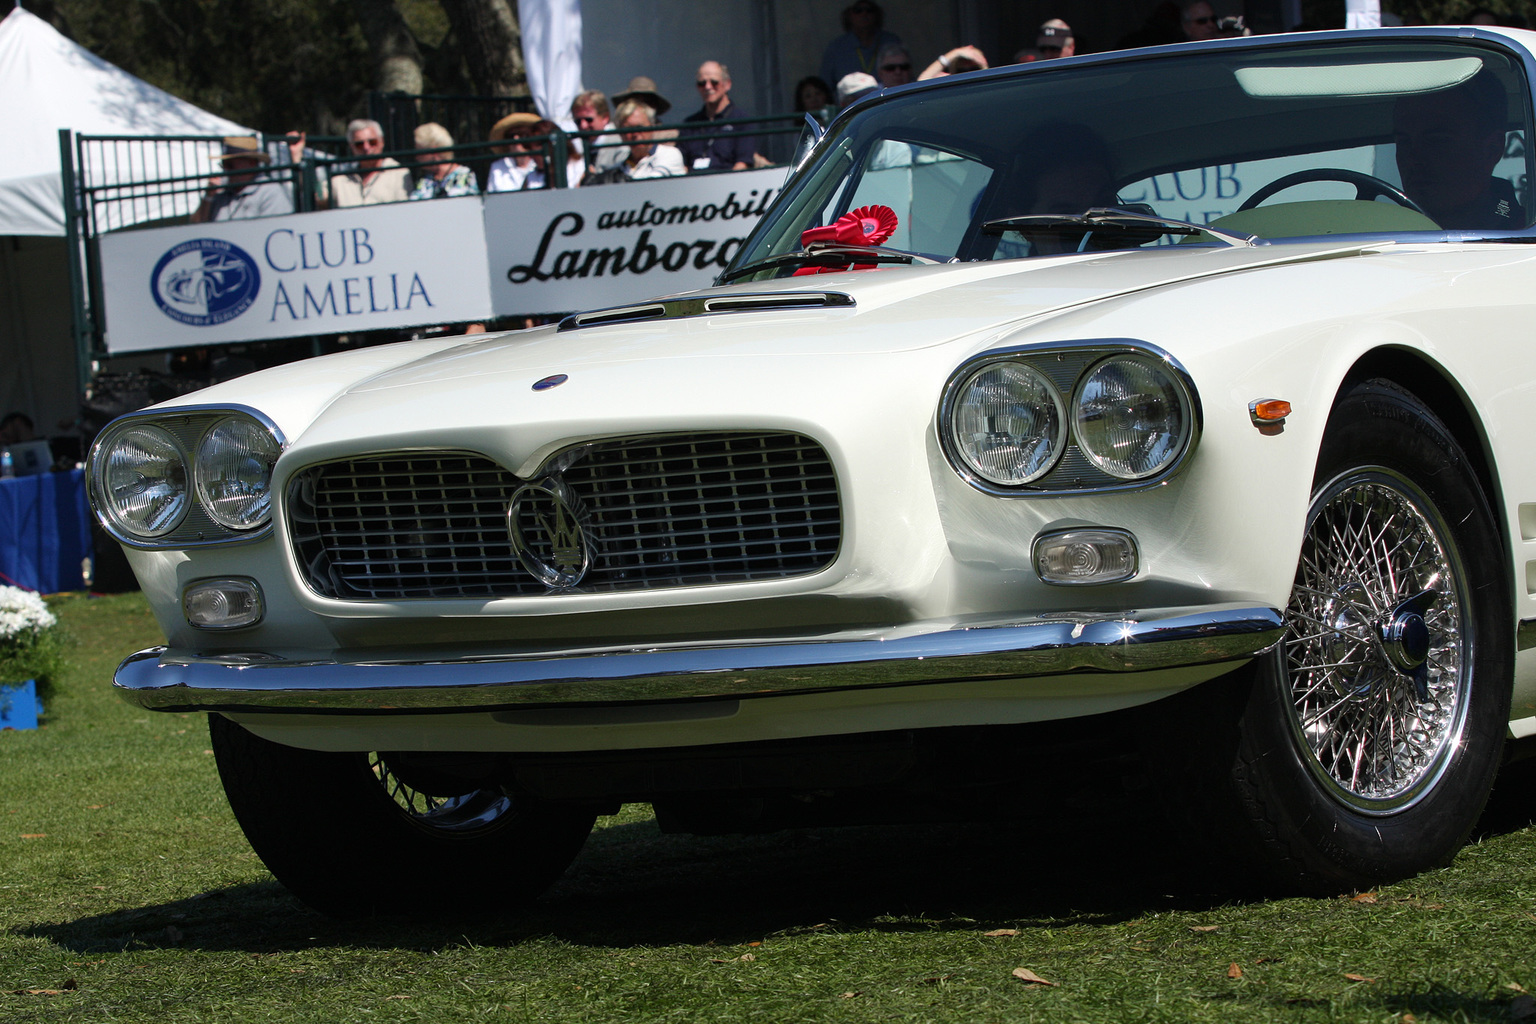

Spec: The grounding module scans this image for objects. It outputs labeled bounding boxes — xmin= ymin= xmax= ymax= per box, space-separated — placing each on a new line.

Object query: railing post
xmin=58 ymin=128 xmax=95 ymax=395
xmin=550 ymin=127 xmax=570 ymax=189
xmin=297 ymin=150 xmax=319 ymax=214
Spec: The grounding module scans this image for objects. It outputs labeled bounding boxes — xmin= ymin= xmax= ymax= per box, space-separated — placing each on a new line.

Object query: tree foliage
xmin=26 ymin=0 xmax=525 ymax=135
xmin=1301 ymin=0 xmax=1536 ymax=27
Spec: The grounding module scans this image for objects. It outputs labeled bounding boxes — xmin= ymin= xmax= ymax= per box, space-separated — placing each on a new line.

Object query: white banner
xmin=1345 ymin=0 xmax=1381 ymax=30
xmin=486 ymin=168 xmax=784 ymax=314
xmin=99 ymin=198 xmax=493 ymax=353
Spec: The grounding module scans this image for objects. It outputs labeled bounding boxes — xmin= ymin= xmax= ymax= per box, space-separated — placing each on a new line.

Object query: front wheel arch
xmin=1338 ymin=347 xmax=1507 ymax=576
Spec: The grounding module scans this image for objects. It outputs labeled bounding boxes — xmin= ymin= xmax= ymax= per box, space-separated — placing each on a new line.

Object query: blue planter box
xmin=0 ymin=679 xmax=40 ymax=730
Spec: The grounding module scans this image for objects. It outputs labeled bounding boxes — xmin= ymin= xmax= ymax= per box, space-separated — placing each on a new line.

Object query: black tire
xmin=209 ymin=715 xmax=596 ymax=917
xmin=1203 ymin=379 xmax=1512 ymax=892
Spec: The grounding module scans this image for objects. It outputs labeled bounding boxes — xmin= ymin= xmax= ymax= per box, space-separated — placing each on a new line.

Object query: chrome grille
xmin=288 ymin=433 xmax=841 ymax=599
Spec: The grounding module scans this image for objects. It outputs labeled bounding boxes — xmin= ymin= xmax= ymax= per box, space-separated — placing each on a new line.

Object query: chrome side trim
xmin=557 ymin=291 xmax=854 ymax=331
xmin=114 ymin=603 xmax=1282 ymax=713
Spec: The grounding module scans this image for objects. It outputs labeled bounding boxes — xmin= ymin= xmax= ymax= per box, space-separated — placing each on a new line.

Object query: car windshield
xmin=727 ymin=37 xmax=1532 ymax=282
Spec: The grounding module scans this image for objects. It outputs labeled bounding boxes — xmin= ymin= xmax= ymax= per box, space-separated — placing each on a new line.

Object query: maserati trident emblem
xmin=507 ymin=476 xmax=593 ymax=588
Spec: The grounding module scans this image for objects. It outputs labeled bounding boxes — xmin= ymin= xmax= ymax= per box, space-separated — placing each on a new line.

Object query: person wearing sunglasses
xmin=1182 ymin=1 xmax=1222 ymax=41
xmin=331 ymin=119 xmax=411 ymax=208
xmin=678 ymin=61 xmax=759 ymax=172
xmin=284 ymin=119 xmax=410 ymax=209
xmin=874 ymin=44 xmax=913 ymax=88
xmin=570 ymin=90 xmax=627 ymax=172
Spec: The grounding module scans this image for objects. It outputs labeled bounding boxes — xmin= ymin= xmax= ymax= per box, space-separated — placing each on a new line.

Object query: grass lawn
xmin=3 ymin=591 xmax=1535 ymax=1022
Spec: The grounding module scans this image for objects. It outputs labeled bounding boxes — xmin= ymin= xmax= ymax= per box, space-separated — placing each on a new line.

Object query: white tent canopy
xmin=0 ymin=5 xmax=247 ymax=448
xmin=0 ymin=6 xmax=247 ymax=236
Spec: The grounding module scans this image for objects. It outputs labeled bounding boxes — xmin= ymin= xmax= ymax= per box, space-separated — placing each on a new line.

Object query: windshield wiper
xmin=718 ymin=242 xmax=939 ymax=284
xmin=982 ymin=207 xmax=1259 ymax=248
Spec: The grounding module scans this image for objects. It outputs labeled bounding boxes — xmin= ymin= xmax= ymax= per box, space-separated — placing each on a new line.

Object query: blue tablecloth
xmin=0 ymin=470 xmax=92 ymax=594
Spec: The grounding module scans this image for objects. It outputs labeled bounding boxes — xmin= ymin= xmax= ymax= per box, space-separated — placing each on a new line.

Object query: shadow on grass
xmin=20 ymin=812 xmax=1230 ymax=955
xmin=1475 ymin=750 xmax=1536 ymax=839
xmin=23 ymin=753 xmax=1534 ymax=957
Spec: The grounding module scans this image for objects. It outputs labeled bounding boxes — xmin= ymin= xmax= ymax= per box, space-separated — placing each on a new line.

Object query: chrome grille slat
xmin=288 ymin=433 xmax=841 ymax=600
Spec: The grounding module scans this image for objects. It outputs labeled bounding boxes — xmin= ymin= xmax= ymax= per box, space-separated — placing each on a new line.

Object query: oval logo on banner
xmin=150 ymin=238 xmax=261 ymax=326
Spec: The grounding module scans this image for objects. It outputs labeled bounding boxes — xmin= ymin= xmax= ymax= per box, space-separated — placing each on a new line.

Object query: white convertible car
xmin=93 ymin=27 xmax=1536 ymax=914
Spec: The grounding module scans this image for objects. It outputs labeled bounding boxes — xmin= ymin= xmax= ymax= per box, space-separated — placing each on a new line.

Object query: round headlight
xmin=195 ymin=417 xmax=281 ymax=530
xmin=1073 ymin=354 xmax=1191 ymax=480
xmin=949 ymin=361 xmax=1066 ymax=485
xmin=98 ymin=425 xmax=189 ymax=539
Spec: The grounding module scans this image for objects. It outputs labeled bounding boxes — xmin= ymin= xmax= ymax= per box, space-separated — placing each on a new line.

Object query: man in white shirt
xmin=571 ymin=90 xmax=627 ymax=171
xmin=328 ymin=119 xmax=411 ymax=207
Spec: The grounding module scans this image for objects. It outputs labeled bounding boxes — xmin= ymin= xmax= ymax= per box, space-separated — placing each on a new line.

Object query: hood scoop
xmin=558 ymin=291 xmax=855 ymax=332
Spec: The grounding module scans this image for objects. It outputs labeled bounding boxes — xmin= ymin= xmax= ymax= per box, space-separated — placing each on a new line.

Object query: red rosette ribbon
xmin=798 ymin=204 xmax=898 ymax=248
xmin=791 ymin=262 xmax=878 ymax=276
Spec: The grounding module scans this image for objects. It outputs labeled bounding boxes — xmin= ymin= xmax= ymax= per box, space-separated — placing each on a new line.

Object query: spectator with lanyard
xmin=820 ymin=2 xmax=901 ymax=92
xmin=679 ymin=61 xmax=760 ymax=172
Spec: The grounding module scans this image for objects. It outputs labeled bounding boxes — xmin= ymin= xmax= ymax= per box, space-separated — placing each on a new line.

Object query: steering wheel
xmin=1238 ymin=168 xmax=1428 ymax=215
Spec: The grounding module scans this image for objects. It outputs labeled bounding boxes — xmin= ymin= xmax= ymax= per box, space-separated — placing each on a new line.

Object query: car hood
xmin=171 ymin=239 xmax=1382 ymax=454
xmin=350 ymin=240 xmax=1378 ymax=394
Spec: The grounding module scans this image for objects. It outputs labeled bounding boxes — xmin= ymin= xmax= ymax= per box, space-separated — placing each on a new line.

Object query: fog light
xmin=183 ymin=578 xmax=264 ymax=629
xmin=1033 ymin=529 xmax=1138 ymax=585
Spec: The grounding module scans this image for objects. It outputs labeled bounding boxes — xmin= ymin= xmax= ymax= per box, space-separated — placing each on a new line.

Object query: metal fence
xmin=368 ymin=92 xmax=540 ymax=156
xmin=60 ymin=109 xmax=808 ymax=387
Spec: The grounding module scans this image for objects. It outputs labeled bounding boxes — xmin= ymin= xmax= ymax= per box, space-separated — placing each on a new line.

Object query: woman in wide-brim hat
xmin=612 ymin=76 xmax=671 ymax=118
xmin=487 ymin=111 xmax=543 ymax=193
xmin=612 ymin=77 xmax=674 ymax=140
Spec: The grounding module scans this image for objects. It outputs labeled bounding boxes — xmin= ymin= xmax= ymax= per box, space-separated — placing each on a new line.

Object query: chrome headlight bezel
xmin=1071 ymin=352 xmax=1197 ymax=482
xmin=92 ymin=423 xmax=190 ymax=541
xmin=938 ymin=340 xmax=1201 ymax=497
xmin=946 ymin=360 xmax=1068 ymax=486
xmin=195 ymin=416 xmax=283 ymax=530
xmin=88 ymin=405 xmax=286 ymax=549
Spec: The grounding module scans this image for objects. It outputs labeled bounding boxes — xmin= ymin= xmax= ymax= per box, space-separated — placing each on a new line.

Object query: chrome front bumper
xmin=114 ymin=604 xmax=1284 ymax=714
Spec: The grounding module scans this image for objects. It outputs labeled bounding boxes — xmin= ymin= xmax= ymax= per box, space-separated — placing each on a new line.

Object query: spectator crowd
xmin=191 ymin=0 xmax=1522 ymax=223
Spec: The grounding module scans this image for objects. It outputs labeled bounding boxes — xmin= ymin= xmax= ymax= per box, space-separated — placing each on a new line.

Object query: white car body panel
xmin=124 ymin=234 xmax=1536 ymax=734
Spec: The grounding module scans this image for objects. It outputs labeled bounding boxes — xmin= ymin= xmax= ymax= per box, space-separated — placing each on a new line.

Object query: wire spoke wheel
xmin=368 ymin=753 xmax=516 ymax=835
xmin=210 ymin=715 xmax=595 ymax=917
xmin=1285 ymin=470 xmax=1469 ymax=813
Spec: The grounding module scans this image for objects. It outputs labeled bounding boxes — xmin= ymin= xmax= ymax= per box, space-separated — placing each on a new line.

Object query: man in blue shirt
xmin=679 ymin=61 xmax=759 ymax=172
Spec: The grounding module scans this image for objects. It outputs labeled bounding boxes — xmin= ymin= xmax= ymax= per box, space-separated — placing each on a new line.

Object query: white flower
xmin=0 ymin=586 xmax=56 ymax=642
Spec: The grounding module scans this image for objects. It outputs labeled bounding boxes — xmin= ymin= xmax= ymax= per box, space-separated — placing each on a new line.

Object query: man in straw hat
xmin=193 ymin=136 xmax=295 ymax=222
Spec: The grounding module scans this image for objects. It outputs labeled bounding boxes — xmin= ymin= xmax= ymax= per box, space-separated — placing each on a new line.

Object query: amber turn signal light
xmin=1249 ymin=398 xmax=1291 ymax=424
